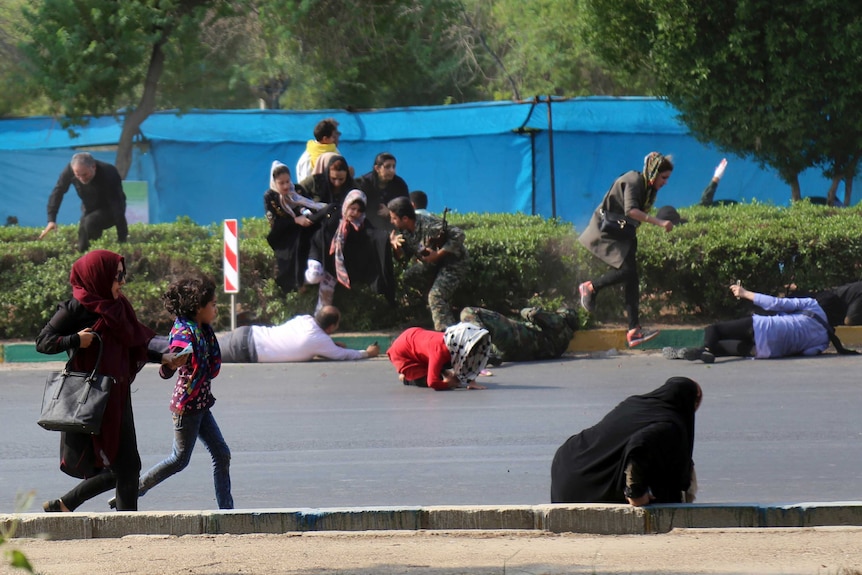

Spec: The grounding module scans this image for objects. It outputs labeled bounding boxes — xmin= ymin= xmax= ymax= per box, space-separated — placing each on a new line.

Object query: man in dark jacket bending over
xmin=40 ymin=152 xmax=128 ymax=252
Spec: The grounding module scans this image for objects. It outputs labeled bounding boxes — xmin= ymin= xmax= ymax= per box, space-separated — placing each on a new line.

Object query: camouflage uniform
xmin=396 ymin=213 xmax=468 ymax=331
xmin=459 ymin=307 xmax=578 ymax=362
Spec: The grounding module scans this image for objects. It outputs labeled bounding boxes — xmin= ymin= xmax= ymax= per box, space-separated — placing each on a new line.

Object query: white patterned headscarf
xmin=444 ymin=322 xmax=491 ymax=385
xmin=269 ymin=160 xmax=327 ymax=213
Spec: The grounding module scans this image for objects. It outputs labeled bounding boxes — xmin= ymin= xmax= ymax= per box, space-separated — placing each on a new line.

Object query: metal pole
xmin=530 ymin=130 xmax=537 ymax=215
xmin=546 ymin=96 xmax=557 ymax=219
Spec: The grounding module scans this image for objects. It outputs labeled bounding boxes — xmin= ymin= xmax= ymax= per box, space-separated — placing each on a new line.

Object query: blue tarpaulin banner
xmin=0 ymin=98 xmax=847 ymax=232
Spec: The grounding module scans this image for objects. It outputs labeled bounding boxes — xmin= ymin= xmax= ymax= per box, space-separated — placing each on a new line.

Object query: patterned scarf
xmin=444 ymin=322 xmax=492 ymax=385
xmin=329 ymin=189 xmax=367 ymax=288
xmin=642 ymin=151 xmax=665 ymax=212
xmin=168 ymin=317 xmax=222 ymax=413
xmin=313 ymin=152 xmax=339 ymax=176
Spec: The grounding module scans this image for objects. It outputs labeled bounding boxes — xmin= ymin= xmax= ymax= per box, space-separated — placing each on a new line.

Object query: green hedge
xmin=4 ymin=202 xmax=861 ymax=341
xmin=0 ymin=214 xmax=583 ymax=339
xmin=635 ymin=201 xmax=862 ymax=320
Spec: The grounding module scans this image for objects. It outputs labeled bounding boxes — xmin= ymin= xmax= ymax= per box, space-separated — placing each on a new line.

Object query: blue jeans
xmin=139 ymin=409 xmax=233 ymax=509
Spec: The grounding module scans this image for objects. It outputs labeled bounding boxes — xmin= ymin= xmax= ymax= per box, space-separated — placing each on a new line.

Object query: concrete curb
xmin=4 ymin=326 xmax=862 ymax=363
xmin=3 ymin=502 xmax=862 ymax=540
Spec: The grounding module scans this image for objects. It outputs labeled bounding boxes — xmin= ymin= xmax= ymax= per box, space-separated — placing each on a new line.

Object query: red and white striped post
xmin=223 ymin=219 xmax=239 ymax=330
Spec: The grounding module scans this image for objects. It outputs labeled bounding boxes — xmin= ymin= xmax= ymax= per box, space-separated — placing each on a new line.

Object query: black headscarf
xmin=813 ymin=291 xmax=847 ymax=327
xmin=550 ymin=376 xmax=700 ymax=504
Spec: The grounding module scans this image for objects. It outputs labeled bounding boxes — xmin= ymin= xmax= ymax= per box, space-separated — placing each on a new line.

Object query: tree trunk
xmin=843 ymin=158 xmax=859 ymax=207
xmin=827 ymin=176 xmax=840 ymax=206
xmin=115 ymin=39 xmax=167 ymax=178
xmin=790 ymin=175 xmax=801 ymax=201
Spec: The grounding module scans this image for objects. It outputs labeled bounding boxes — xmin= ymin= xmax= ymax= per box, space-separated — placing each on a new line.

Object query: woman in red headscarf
xmin=577 ymin=152 xmax=676 ymax=348
xmin=35 ymin=250 xmax=182 ymax=512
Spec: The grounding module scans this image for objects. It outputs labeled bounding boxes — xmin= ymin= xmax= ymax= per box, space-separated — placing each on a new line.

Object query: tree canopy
xmin=6 ymin=0 xmax=862 ymax=202
xmin=21 ymin=0 xmax=246 ymax=177
xmin=581 ymin=0 xmax=862 ymax=201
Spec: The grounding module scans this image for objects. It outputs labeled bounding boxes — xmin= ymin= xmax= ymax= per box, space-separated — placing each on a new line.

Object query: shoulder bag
xmin=599 ymin=209 xmax=637 ymax=239
xmin=37 ymin=333 xmax=115 ymax=434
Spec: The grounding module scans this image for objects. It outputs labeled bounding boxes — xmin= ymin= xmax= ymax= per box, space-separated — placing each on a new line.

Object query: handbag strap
xmin=799 ymin=310 xmax=858 ymax=355
xmin=65 ymin=332 xmax=105 ymax=378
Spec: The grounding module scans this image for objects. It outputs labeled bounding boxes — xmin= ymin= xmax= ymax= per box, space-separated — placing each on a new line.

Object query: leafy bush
xmin=5 ymin=203 xmax=860 ymax=340
xmin=0 ymin=214 xmax=582 ymax=339
xmin=636 ymin=201 xmax=862 ymax=321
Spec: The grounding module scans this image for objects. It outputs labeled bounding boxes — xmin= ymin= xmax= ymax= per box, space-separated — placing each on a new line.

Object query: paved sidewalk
xmin=4 ymin=504 xmax=862 ymax=574
xmin=4 ymin=526 xmax=862 ymax=575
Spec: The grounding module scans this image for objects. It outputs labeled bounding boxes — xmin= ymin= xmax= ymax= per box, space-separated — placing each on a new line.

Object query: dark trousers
xmin=217 ymin=326 xmax=257 ymax=363
xmin=592 ymin=237 xmax=640 ymax=329
xmin=78 ymin=209 xmax=118 ymax=252
xmin=60 ymin=393 xmax=141 ymax=511
xmin=704 ymin=316 xmax=755 ymax=356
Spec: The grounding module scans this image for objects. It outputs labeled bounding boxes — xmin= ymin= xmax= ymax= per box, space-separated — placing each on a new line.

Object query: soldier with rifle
xmin=388 ymin=198 xmax=468 ymax=331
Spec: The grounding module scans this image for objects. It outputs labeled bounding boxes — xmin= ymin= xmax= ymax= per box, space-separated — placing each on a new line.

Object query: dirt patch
xmin=4 ymin=528 xmax=862 ymax=575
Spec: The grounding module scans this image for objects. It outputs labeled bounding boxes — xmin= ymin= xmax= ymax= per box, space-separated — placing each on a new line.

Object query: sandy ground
xmin=3 ymin=528 xmax=862 ymax=575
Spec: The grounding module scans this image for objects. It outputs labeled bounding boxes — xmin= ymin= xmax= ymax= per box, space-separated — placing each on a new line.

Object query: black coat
xmin=550 ymin=377 xmax=699 ymax=504
xmin=308 ymin=218 xmax=396 ymax=305
xmin=356 ymin=171 xmax=409 ymax=230
xmin=264 ymin=186 xmax=319 ymax=293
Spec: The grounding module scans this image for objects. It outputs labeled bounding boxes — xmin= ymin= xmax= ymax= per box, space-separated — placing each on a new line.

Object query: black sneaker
xmin=42 ymin=499 xmax=64 ymax=513
xmin=558 ymin=308 xmax=580 ymax=331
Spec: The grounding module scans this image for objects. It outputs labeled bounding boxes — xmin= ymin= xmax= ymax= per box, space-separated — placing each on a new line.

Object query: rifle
xmin=425 ymin=207 xmax=450 ymax=251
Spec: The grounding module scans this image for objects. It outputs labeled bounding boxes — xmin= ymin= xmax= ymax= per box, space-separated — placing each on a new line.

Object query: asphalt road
xmin=2 ymin=351 xmax=861 ymax=513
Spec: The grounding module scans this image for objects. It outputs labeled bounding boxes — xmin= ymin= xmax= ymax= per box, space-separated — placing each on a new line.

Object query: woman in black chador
xmin=263 ymin=160 xmax=326 ymax=293
xmin=551 ymin=377 xmax=702 ymax=506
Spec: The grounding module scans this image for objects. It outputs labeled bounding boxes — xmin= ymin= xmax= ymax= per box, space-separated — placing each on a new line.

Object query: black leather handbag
xmin=37 ymin=333 xmax=114 ymax=434
xmin=599 ymin=209 xmax=637 ymax=239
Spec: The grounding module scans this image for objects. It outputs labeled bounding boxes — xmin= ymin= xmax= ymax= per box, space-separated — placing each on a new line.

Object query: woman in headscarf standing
xmin=550 ymin=377 xmax=702 ymax=506
xmin=387 ymin=322 xmax=492 ymax=390
xmin=356 ymin=152 xmax=410 ymax=231
xmin=35 ymin=250 xmax=182 ymax=512
xmin=300 ymin=153 xmax=358 ymax=240
xmin=305 ymin=189 xmax=395 ymax=306
xmin=577 ymin=152 xmax=676 ymax=348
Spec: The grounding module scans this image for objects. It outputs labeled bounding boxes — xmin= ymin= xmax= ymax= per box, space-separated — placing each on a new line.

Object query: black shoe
xmin=558 ymin=308 xmax=579 ymax=331
xmin=487 ymin=355 xmax=503 ymax=367
xmin=43 ymin=499 xmax=63 ymax=513
xmin=108 ymin=496 xmax=117 ymax=510
xmin=699 ymin=350 xmax=716 ymax=364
